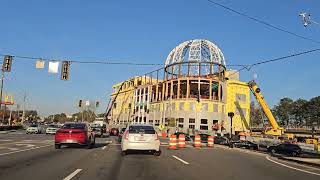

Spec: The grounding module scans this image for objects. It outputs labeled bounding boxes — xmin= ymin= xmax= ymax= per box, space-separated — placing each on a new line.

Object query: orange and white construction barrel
xmin=207 ymin=135 xmax=214 ymax=148
xmin=178 ymin=134 xmax=186 ymax=148
xmin=168 ymin=134 xmax=177 ymax=150
xmin=194 ymin=134 xmax=201 ymax=148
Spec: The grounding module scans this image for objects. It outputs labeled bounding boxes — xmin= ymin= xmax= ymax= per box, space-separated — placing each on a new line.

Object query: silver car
xmin=121 ymin=124 xmax=160 ymax=156
xmin=46 ymin=124 xmax=60 ymax=135
xmin=26 ymin=124 xmax=41 ymax=134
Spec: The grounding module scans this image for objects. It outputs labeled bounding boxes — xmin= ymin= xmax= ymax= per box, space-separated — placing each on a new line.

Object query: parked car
xmin=26 ymin=124 xmax=41 ymax=134
xmin=54 ymin=122 xmax=95 ymax=149
xmin=110 ymin=128 xmax=119 ymax=136
xmin=233 ymin=141 xmax=258 ymax=150
xmin=214 ymin=136 xmax=229 ymax=145
xmin=118 ymin=128 xmax=127 ymax=142
xmin=46 ymin=124 xmax=60 ymax=135
xmin=199 ymin=134 xmax=209 ymax=143
xmin=267 ymin=143 xmax=302 ymax=157
xmin=121 ymin=124 xmax=160 ymax=156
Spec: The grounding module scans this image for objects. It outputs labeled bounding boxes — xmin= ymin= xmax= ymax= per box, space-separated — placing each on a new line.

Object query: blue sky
xmin=0 ymin=0 xmax=319 ymax=116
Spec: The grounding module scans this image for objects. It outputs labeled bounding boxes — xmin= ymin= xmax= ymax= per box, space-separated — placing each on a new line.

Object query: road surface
xmin=0 ymin=130 xmax=319 ymax=180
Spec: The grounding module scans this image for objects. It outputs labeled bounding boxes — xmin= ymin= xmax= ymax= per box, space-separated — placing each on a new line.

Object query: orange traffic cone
xmin=178 ymin=134 xmax=186 ymax=148
xmin=168 ymin=134 xmax=177 ymax=150
xmin=207 ymin=135 xmax=214 ymax=148
xmin=194 ymin=134 xmax=201 ymax=148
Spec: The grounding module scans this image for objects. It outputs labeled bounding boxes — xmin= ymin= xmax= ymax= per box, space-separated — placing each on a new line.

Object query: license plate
xmin=66 ymin=139 xmax=73 ymax=143
xmin=135 ymin=136 xmax=145 ymax=141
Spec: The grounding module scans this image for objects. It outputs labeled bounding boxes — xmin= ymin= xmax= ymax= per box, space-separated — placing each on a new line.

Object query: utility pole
xmin=22 ymin=91 xmax=27 ymax=123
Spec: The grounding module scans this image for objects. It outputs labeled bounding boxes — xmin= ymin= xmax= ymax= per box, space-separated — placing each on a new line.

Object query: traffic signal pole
xmin=0 ymin=70 xmax=4 ymax=110
xmin=0 ymin=70 xmax=4 ymax=121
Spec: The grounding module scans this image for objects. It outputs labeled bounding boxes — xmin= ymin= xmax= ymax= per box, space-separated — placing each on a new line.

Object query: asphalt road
xmin=0 ymin=130 xmax=320 ymax=180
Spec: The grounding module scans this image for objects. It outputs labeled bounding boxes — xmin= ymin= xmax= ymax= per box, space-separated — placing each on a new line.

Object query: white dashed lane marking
xmin=172 ymin=155 xmax=190 ymax=165
xmin=63 ymin=169 xmax=82 ymax=180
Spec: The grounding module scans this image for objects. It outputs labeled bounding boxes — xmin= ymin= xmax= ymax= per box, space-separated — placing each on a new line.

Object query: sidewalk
xmin=279 ymin=156 xmax=320 ymax=167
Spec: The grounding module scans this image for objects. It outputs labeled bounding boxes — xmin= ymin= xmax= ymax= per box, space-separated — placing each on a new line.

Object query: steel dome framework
xmin=164 ymin=39 xmax=226 ymax=80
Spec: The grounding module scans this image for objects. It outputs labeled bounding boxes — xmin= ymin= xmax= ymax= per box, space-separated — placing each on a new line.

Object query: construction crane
xmin=248 ymin=80 xmax=285 ymax=136
xmin=105 ymin=81 xmax=127 ymax=124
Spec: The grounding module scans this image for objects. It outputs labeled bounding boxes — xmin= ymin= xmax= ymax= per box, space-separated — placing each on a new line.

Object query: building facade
xmin=109 ymin=39 xmax=250 ymax=135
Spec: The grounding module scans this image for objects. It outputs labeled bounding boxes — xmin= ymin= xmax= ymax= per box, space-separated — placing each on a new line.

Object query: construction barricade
xmin=194 ymin=134 xmax=201 ymax=148
xmin=168 ymin=134 xmax=177 ymax=150
xmin=207 ymin=135 xmax=214 ymax=148
xmin=178 ymin=134 xmax=186 ymax=148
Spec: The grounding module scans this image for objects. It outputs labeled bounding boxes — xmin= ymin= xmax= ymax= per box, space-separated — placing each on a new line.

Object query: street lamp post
xmin=228 ymin=112 xmax=235 ymax=148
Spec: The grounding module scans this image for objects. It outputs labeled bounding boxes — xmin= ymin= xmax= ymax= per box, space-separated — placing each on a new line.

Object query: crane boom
xmin=248 ymin=80 xmax=284 ymax=136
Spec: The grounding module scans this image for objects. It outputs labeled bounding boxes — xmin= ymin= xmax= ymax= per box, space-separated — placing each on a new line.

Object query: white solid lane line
xmin=0 ymin=144 xmax=52 ymax=156
xmin=266 ymin=156 xmax=320 ymax=176
xmin=63 ymin=169 xmax=82 ymax=180
xmin=102 ymin=146 xmax=106 ymax=150
xmin=172 ymin=155 xmax=190 ymax=165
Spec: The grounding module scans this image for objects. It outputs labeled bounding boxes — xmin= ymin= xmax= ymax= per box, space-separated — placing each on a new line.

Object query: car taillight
xmin=124 ymin=131 xmax=129 ymax=140
xmin=155 ymin=133 xmax=159 ymax=140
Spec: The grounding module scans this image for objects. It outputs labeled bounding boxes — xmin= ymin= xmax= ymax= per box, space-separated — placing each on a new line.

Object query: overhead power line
xmin=226 ymin=47 xmax=320 ymax=77
xmin=206 ymin=0 xmax=320 ymax=44
xmin=0 ymin=53 xmax=249 ymax=67
xmin=0 ymin=54 xmax=163 ymax=66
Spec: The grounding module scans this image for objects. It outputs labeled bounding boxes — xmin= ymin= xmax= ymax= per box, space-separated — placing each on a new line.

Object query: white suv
xmin=121 ymin=124 xmax=160 ymax=156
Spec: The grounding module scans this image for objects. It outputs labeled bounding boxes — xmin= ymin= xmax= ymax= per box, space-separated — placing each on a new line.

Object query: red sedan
xmin=55 ymin=122 xmax=95 ymax=149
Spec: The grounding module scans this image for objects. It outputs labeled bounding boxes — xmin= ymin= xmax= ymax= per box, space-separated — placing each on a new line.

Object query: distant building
xmin=109 ymin=39 xmax=250 ymax=135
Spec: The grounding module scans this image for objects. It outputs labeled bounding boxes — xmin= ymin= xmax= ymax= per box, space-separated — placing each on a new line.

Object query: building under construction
xmin=108 ymin=39 xmax=250 ymax=135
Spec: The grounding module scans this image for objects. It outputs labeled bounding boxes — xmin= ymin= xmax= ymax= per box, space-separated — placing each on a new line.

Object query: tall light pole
xmin=228 ymin=112 xmax=235 ymax=148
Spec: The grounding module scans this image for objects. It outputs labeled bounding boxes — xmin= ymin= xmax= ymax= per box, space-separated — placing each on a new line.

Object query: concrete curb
xmin=215 ymin=144 xmax=320 ymax=168
xmin=0 ymin=130 xmax=16 ymax=134
xmin=278 ymin=156 xmax=320 ymax=168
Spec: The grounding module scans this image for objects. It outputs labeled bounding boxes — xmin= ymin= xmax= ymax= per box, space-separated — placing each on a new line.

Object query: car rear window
xmin=129 ymin=126 xmax=155 ymax=134
xmin=30 ymin=124 xmax=38 ymax=127
xmin=62 ymin=123 xmax=85 ymax=129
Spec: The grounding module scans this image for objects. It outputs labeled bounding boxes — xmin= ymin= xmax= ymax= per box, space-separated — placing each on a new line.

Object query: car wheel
xmin=121 ymin=151 xmax=127 ymax=156
xmin=271 ymin=149 xmax=276 ymax=154
xmin=291 ymin=152 xmax=297 ymax=157
xmin=154 ymin=151 xmax=161 ymax=156
xmin=55 ymin=144 xmax=61 ymax=149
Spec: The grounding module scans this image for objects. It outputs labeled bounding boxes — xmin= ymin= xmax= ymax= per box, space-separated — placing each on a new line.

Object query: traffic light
xmin=61 ymin=61 xmax=71 ymax=80
xmin=96 ymin=101 xmax=99 ymax=108
xmin=78 ymin=100 xmax=82 ymax=107
xmin=2 ymin=55 xmax=13 ymax=72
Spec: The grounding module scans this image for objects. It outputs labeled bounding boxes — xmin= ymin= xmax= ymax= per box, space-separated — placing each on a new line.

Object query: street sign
xmin=158 ymin=124 xmax=165 ymax=131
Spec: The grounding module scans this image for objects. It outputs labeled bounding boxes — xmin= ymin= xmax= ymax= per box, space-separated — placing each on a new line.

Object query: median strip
xmin=63 ymin=169 xmax=82 ymax=180
xmin=172 ymin=155 xmax=189 ymax=165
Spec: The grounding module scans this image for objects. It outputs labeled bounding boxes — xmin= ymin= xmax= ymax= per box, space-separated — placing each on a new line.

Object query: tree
xmin=304 ymin=96 xmax=320 ymax=126
xmin=291 ymin=98 xmax=308 ymax=126
xmin=273 ymin=98 xmax=293 ymax=127
xmin=250 ymin=101 xmax=263 ymax=126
